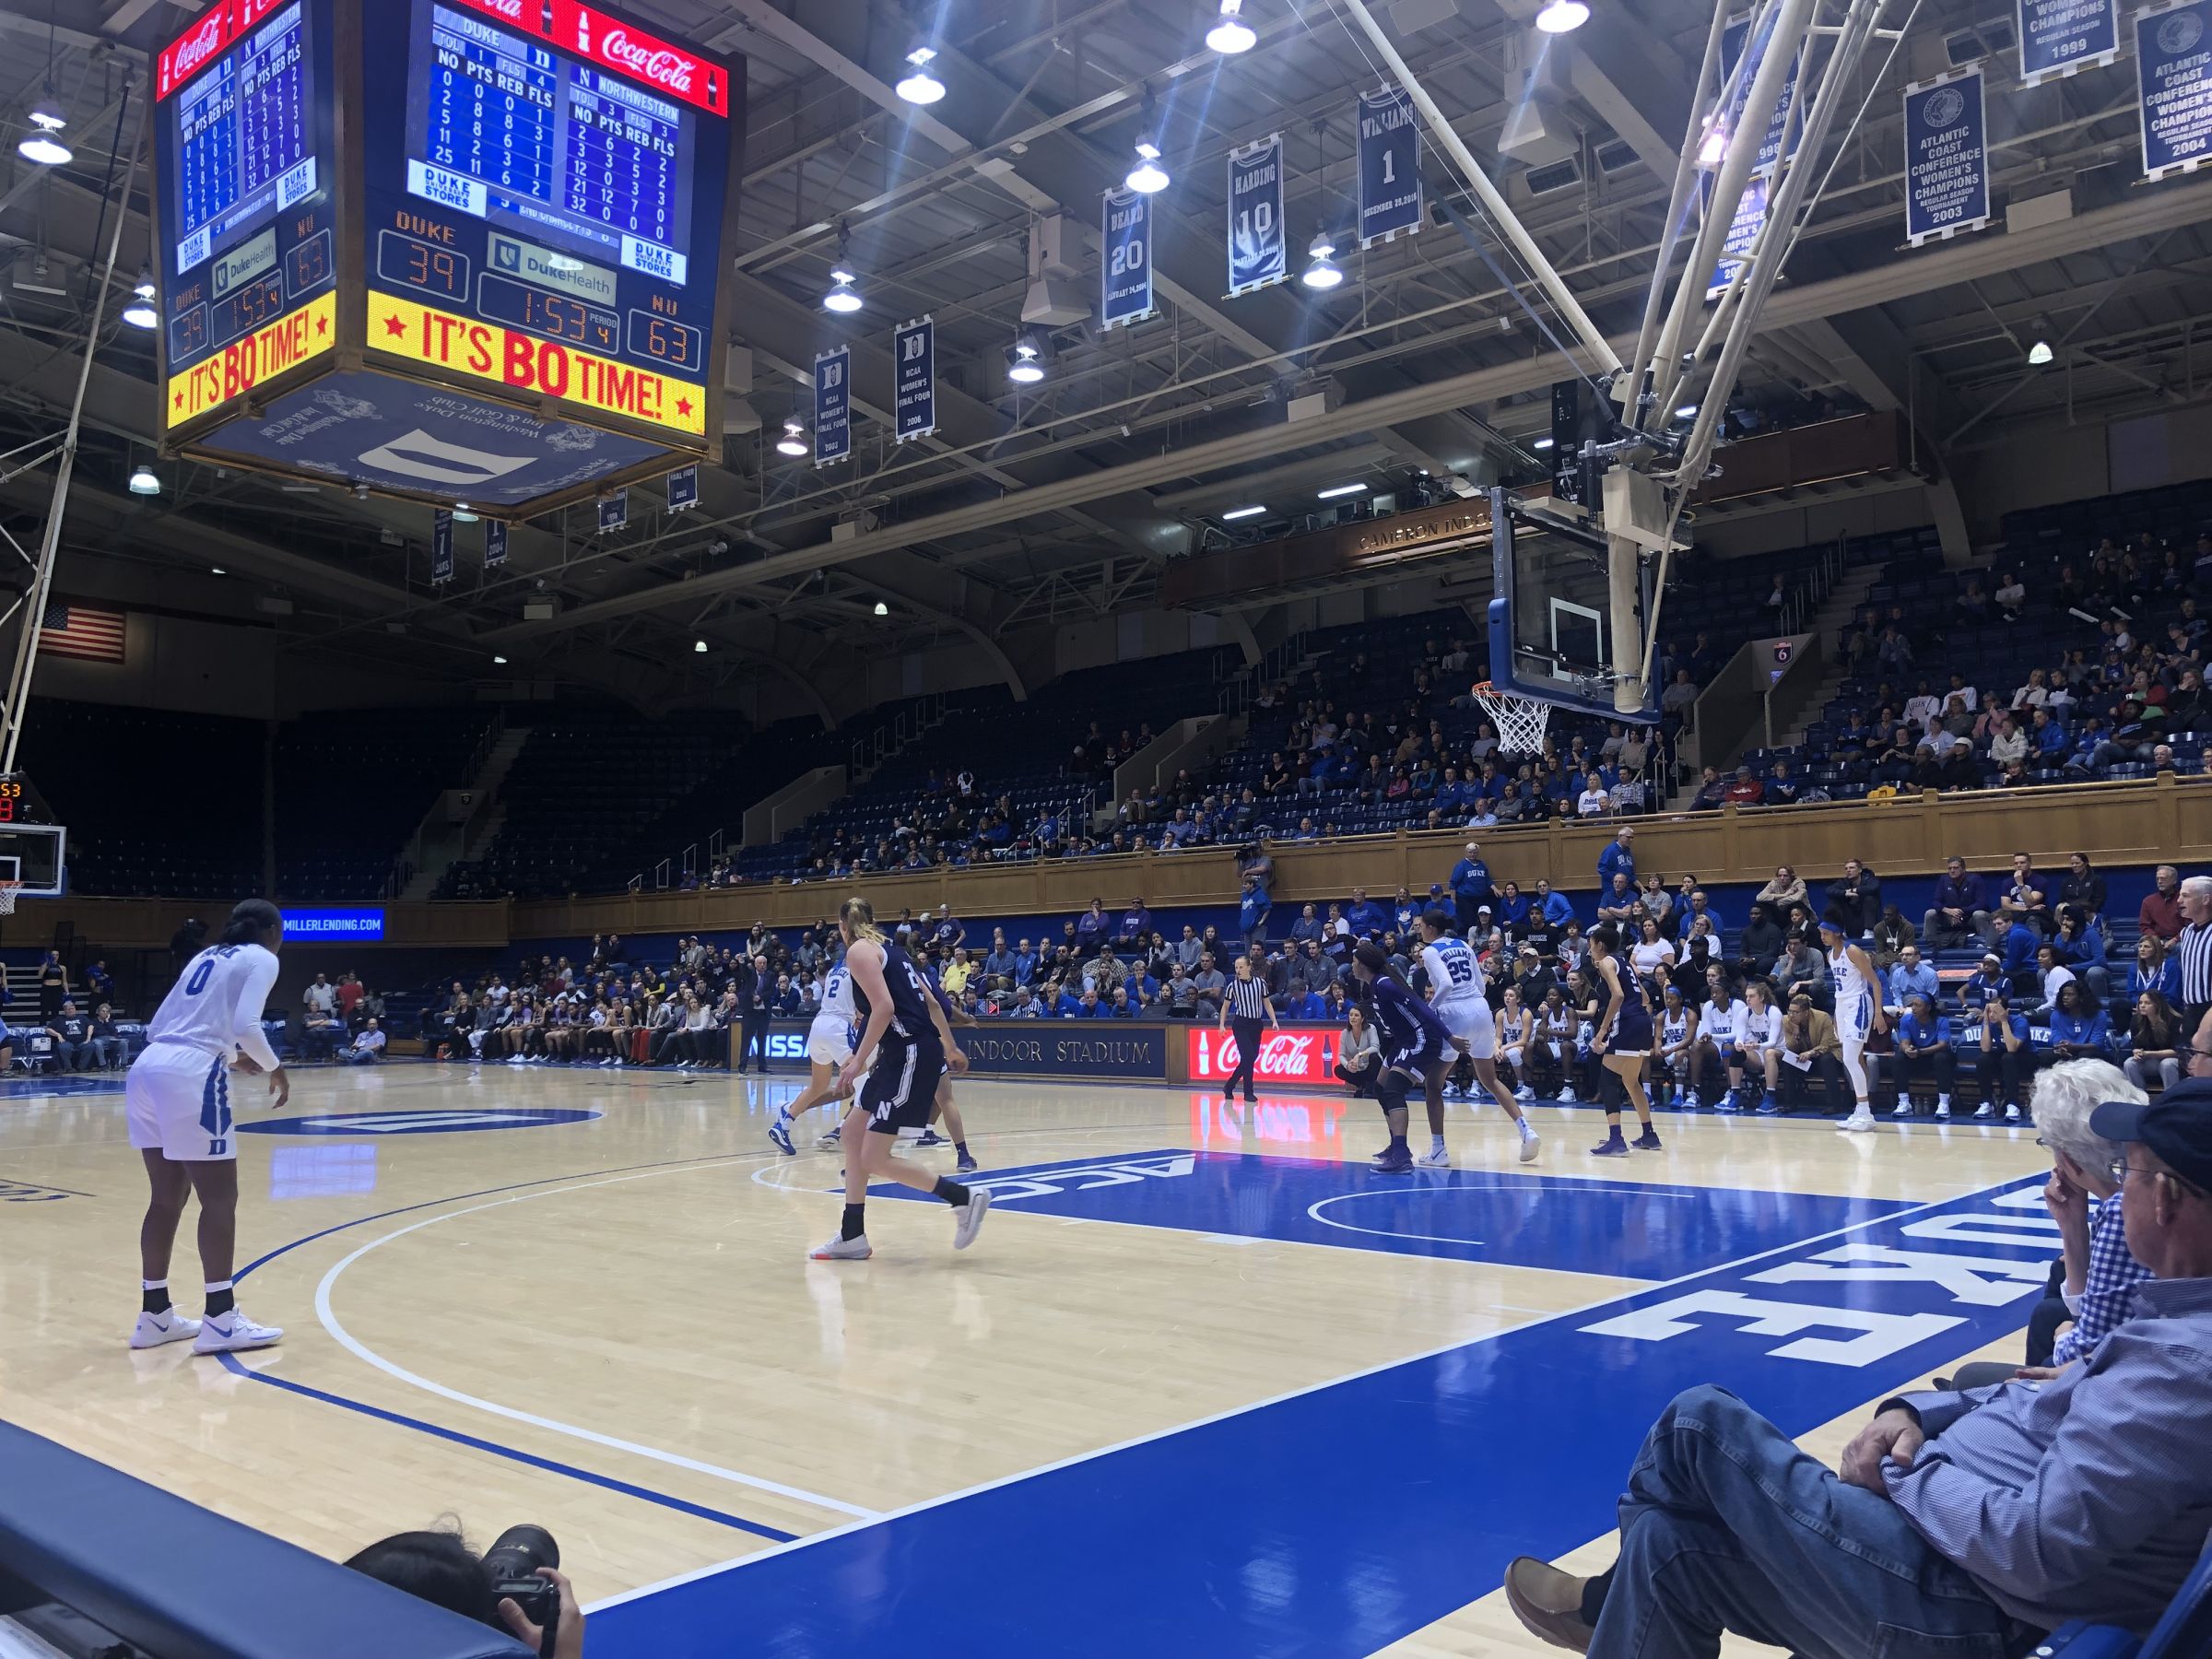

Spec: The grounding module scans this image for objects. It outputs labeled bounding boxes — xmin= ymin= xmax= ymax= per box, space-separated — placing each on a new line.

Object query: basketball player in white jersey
xmin=1653 ymin=986 xmax=1700 ymax=1110
xmin=125 ymin=900 xmax=288 ymax=1355
xmin=1417 ymin=912 xmax=1539 ymax=1163
xmin=1819 ymin=916 xmax=1887 ymax=1131
xmin=769 ymin=961 xmax=857 ymax=1155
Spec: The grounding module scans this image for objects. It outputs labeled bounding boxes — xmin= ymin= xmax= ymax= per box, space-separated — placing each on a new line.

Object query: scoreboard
xmin=151 ymin=0 xmax=742 ymax=518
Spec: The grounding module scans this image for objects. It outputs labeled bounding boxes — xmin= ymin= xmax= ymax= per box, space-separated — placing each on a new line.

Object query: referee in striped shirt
xmin=1218 ymin=956 xmax=1279 ymax=1105
xmin=2178 ymin=875 xmax=2212 ymax=1032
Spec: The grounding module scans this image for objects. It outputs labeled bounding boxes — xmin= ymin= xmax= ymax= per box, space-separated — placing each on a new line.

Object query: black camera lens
xmin=482 ymin=1524 xmax=559 ymax=1583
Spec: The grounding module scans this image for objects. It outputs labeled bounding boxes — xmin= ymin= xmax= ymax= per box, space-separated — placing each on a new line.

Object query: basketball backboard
xmin=1486 ymin=488 xmax=1660 ymax=725
xmin=0 ymin=824 xmax=67 ymax=897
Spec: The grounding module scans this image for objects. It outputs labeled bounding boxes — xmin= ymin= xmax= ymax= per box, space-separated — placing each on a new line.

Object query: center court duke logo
xmin=241 ymin=1108 xmax=603 ymax=1136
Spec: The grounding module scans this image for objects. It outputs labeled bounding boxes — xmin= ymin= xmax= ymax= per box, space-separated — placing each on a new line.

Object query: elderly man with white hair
xmin=1948 ymin=1060 xmax=2157 ymax=1391
xmin=1502 ymin=1069 xmax=2212 ymax=1657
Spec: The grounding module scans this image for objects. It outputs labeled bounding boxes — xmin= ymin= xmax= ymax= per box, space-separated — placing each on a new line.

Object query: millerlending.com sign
xmin=285 ymin=906 xmax=387 ymax=940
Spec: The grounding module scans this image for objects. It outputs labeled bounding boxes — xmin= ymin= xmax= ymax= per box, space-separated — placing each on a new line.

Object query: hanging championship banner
xmin=598 ymin=488 xmax=629 ymax=534
xmin=1101 ymin=189 xmax=1153 ymax=331
xmin=2138 ymin=0 xmax=2212 ymax=181
xmin=1357 ymin=88 xmax=1423 ymax=247
xmin=1903 ymin=68 xmax=1991 ymax=245
xmin=430 ymin=510 xmax=454 ymax=584
xmin=666 ymin=465 xmax=699 ymax=512
xmin=893 ymin=316 xmax=935 ymax=443
xmin=1706 ymin=173 xmax=1768 ymax=299
xmin=1227 ymin=133 xmax=1287 ymax=296
xmin=484 ymin=519 xmax=509 ymax=570
xmin=2020 ymin=0 xmax=2119 ymax=83
xmin=814 ymin=346 xmax=852 ymax=464
xmin=1722 ymin=14 xmax=1800 ymax=175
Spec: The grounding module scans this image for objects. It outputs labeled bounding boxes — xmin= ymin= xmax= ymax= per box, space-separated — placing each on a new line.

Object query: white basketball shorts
xmin=1438 ymin=995 xmax=1497 ymax=1060
xmin=126 ymin=1043 xmax=237 ymax=1162
xmin=806 ymin=1017 xmax=856 ymax=1068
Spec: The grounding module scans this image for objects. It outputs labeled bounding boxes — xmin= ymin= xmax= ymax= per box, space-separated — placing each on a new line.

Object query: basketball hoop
xmin=0 ymin=881 xmax=21 ymax=915
xmin=1470 ymin=681 xmax=1554 ymax=755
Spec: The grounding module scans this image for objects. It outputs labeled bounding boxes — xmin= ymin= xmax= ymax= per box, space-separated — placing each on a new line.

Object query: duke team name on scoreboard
xmin=150 ymin=0 xmax=743 ymax=518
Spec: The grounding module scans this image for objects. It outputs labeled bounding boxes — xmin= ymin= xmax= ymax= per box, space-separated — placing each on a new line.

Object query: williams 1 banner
xmin=1227 ymin=133 xmax=1288 ymax=296
xmin=1101 ymin=188 xmax=1154 ymax=330
xmin=1357 ymin=88 xmax=1423 ymax=247
xmin=1903 ymin=68 xmax=1990 ymax=246
xmin=814 ymin=346 xmax=851 ymax=465
xmin=2138 ymin=0 xmax=2212 ymax=181
xmin=484 ymin=518 xmax=508 ymax=569
xmin=893 ymin=315 xmax=935 ymax=443
xmin=2019 ymin=0 xmax=2120 ymax=83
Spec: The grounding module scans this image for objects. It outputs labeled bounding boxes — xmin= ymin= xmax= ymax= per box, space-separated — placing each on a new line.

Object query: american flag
xmin=39 ymin=601 xmax=126 ymax=664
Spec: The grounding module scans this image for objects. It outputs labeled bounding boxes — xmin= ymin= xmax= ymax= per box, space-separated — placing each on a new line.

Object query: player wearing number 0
xmin=770 ymin=961 xmax=859 ymax=1156
xmin=1417 ymin=911 xmax=1539 ymax=1162
xmin=125 ymin=900 xmax=290 ymax=1355
xmin=809 ymin=897 xmax=990 ymax=1261
xmin=1820 ymin=916 xmax=1888 ymax=1133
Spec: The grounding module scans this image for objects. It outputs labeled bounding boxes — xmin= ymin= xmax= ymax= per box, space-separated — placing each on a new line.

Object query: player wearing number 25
xmin=124 ymin=900 xmax=292 ymax=1358
xmin=1503 ymin=1078 xmax=2212 ymax=1654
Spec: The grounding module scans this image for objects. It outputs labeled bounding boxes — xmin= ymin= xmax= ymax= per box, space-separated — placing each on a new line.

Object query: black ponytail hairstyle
xmin=220 ymin=899 xmax=283 ymax=946
xmin=1354 ymin=940 xmax=1410 ymax=993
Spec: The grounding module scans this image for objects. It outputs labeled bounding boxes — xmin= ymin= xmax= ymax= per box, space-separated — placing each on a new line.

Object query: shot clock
xmin=150 ymin=0 xmax=742 ymax=518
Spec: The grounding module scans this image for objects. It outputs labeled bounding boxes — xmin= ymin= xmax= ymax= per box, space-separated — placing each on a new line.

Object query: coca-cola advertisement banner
xmin=1185 ymin=1026 xmax=1347 ymax=1088
xmin=551 ymin=0 xmax=731 ymax=115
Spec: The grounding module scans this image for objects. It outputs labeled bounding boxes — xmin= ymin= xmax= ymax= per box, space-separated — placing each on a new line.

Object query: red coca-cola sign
xmin=447 ymin=0 xmax=551 ymax=38
xmin=1185 ymin=1026 xmax=1342 ymax=1087
xmin=551 ymin=0 xmax=728 ymax=115
xmin=157 ymin=7 xmax=234 ymax=101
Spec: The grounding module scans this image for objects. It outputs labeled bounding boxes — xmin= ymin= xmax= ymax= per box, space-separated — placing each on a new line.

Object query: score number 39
xmin=0 ymin=781 xmax=21 ymax=824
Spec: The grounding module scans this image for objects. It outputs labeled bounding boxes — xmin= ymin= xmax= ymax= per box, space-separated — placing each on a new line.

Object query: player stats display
xmin=150 ymin=0 xmax=741 ymax=517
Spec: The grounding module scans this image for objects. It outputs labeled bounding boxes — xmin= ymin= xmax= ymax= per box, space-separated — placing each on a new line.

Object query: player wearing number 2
xmin=124 ymin=900 xmax=290 ymax=1355
xmin=1417 ymin=911 xmax=1540 ymax=1163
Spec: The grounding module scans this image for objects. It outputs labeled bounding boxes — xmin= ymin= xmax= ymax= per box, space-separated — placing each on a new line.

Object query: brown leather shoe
xmin=1503 ymin=1556 xmax=1596 ymax=1653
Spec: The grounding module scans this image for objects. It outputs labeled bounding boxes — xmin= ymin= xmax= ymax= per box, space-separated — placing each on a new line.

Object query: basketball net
xmin=1470 ymin=681 xmax=1554 ymax=755
xmin=0 ymin=881 xmax=20 ymax=915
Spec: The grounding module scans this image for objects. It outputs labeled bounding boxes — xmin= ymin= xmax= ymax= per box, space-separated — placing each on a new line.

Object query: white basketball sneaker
xmin=1839 ymin=1106 xmax=1877 ymax=1133
xmin=809 ymin=1234 xmax=872 ymax=1261
xmin=128 ymin=1309 xmax=201 ymax=1350
xmin=1416 ymin=1146 xmax=1451 ymax=1168
xmin=193 ymin=1309 xmax=283 ymax=1354
xmin=952 ymin=1189 xmax=992 ymax=1250
xmin=1518 ymin=1129 xmax=1541 ymax=1163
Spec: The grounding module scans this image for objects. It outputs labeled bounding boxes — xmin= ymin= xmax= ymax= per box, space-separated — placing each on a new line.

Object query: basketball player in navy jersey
xmin=810 ymin=898 xmax=989 ymax=1260
xmin=1589 ymin=923 xmax=1662 ymax=1157
xmin=1350 ymin=942 xmax=1454 ymax=1174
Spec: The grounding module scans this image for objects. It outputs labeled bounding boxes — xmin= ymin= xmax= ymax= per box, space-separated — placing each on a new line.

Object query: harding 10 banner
xmin=893 ymin=316 xmax=935 ymax=443
xmin=1101 ymin=188 xmax=1154 ymax=330
xmin=2138 ymin=0 xmax=2212 ymax=181
xmin=1902 ymin=68 xmax=1990 ymax=247
xmin=1227 ymin=133 xmax=1288 ymax=296
xmin=1357 ymin=88 xmax=1423 ymax=248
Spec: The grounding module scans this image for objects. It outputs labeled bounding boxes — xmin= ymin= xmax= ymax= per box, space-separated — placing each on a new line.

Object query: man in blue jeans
xmin=1503 ymin=1079 xmax=2212 ymax=1655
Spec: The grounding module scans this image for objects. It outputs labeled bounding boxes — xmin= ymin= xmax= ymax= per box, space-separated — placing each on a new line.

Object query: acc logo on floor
xmin=240 ymin=1109 xmax=604 ymax=1136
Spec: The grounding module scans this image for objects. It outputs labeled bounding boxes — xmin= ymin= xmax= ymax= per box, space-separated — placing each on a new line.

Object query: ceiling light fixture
xmin=1531 ymin=435 xmax=1556 ymax=451
xmin=26 ymin=88 xmax=64 ymax=132
xmin=122 ymin=288 xmax=157 ymax=328
xmin=1126 ymin=137 xmax=1170 ymax=194
xmin=1315 ymin=481 xmax=1367 ymax=499
xmin=128 ymin=464 xmax=159 ymax=495
xmin=1675 ymin=403 xmax=1700 ymax=418
xmin=895 ymin=44 xmax=947 ymax=104
xmin=1206 ymin=0 xmax=1257 ymax=53
xmin=1007 ymin=337 xmax=1045 ymax=383
xmin=1535 ymin=0 xmax=1589 ymax=31
xmin=822 ymin=266 xmax=862 ymax=312
xmin=1221 ymin=503 xmax=1267 ymax=520
xmin=209 ymin=567 xmax=225 ymax=576
xmin=1697 ymin=122 xmax=1729 ymax=168
xmin=18 ymin=127 xmax=69 ymax=166
xmin=453 ymin=504 xmax=478 ymax=523
xmin=776 ymin=418 xmax=808 ymax=456
xmin=1300 ymin=228 xmax=1345 ymax=289
xmin=492 ymin=654 xmax=509 ymax=665
xmin=2027 ymin=339 xmax=2053 ymax=365
xmin=874 ymin=600 xmax=889 ymax=617
xmin=694 ymin=638 xmax=709 ymax=653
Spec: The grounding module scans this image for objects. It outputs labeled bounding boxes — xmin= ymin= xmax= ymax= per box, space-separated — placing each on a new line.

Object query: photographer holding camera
xmin=347 ymin=1524 xmax=582 ymax=1659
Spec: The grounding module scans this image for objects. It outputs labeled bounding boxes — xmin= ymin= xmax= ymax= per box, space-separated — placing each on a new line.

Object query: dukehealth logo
xmin=1187 ymin=1028 xmax=1339 ymax=1086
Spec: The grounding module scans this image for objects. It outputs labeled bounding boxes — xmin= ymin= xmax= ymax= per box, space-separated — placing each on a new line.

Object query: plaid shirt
xmin=2050 ymin=1194 xmax=2154 ymax=1366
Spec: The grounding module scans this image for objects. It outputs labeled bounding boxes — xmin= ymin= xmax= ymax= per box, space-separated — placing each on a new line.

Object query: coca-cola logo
xmin=470 ymin=0 xmax=529 ymax=18
xmin=1186 ymin=1027 xmax=1339 ymax=1084
xmin=600 ymin=29 xmax=697 ymax=92
xmin=159 ymin=13 xmax=228 ymax=96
